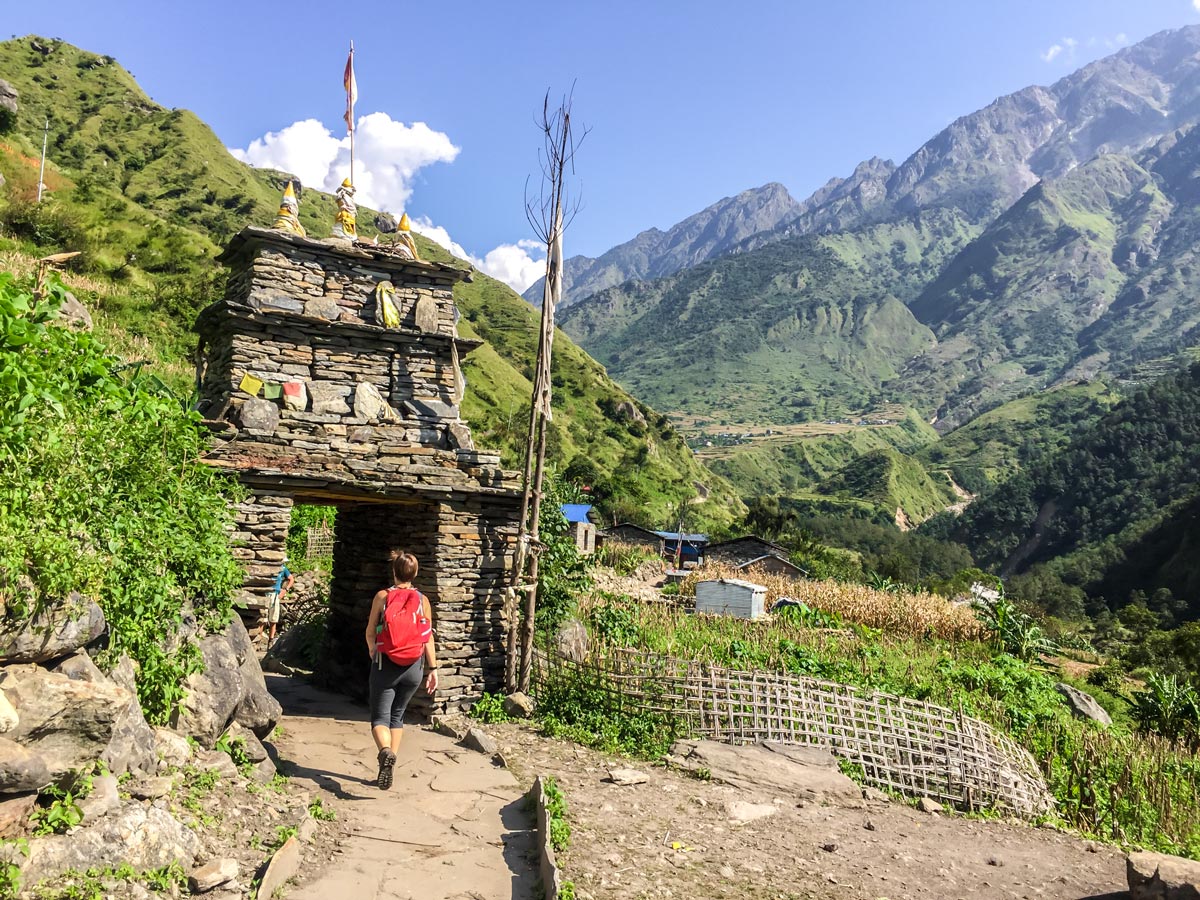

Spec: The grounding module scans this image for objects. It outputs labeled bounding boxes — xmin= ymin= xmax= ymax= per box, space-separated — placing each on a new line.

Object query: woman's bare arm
xmin=365 ymin=590 xmax=387 ymax=657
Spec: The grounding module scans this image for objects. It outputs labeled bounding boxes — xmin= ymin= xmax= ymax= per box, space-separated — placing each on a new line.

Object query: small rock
xmin=128 ymin=776 xmax=175 ymax=801
xmin=725 ymin=801 xmax=777 ymax=824
xmin=54 ymin=291 xmax=93 ymax=331
xmin=862 ymin=787 xmax=890 ymax=803
xmin=78 ymin=774 xmax=120 ymax=823
xmin=863 ymin=820 xmax=876 ymax=831
xmin=297 ymin=814 xmax=318 ymax=844
xmin=821 ymin=843 xmax=839 ymax=853
xmin=917 ymin=797 xmax=944 ymax=814
xmin=0 ymin=791 xmax=36 ymax=838
xmin=188 ymin=857 xmax=239 ymax=893
xmin=720 ymin=865 xmax=736 ymax=879
xmin=413 ymin=295 xmax=439 ymax=333
xmin=1055 ymin=682 xmax=1113 ymax=727
xmin=251 ymin=758 xmax=277 ymax=783
xmin=153 ymin=727 xmax=193 ymax=770
xmin=196 ymin=750 xmax=238 ymax=779
xmin=235 ymin=399 xmax=279 ymax=435
xmin=51 ymin=650 xmax=105 ymax=682
xmin=308 ymin=382 xmax=351 ymax=416
xmin=987 ymin=857 xmax=1004 ymax=867
xmin=302 ymin=298 xmax=341 ymax=321
xmin=282 ymin=380 xmax=308 ymax=412
xmin=607 ymin=768 xmax=649 ymax=786
xmin=462 ymin=727 xmax=497 ymax=756
xmin=222 ymin=722 xmax=269 ymax=763
xmin=0 ymin=736 xmax=50 ymax=793
xmin=0 ymin=687 xmax=16 ymax=733
xmin=503 ymin=692 xmax=534 ymax=719
xmin=257 ymin=835 xmax=301 ymax=900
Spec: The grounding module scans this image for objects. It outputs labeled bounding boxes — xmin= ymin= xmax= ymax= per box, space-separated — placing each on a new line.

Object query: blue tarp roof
xmin=561 ymin=504 xmax=594 ymax=524
xmin=655 ymin=531 xmax=709 ymax=543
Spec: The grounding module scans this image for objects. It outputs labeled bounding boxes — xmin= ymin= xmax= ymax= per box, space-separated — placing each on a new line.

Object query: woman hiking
xmin=364 ymin=550 xmax=439 ymax=789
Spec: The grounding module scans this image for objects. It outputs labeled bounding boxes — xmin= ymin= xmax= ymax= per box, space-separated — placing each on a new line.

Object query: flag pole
xmin=348 ymin=41 xmax=355 ymax=185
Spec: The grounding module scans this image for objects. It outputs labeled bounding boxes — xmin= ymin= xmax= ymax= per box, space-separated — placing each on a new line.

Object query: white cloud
xmin=1041 ymin=36 xmax=1081 ymax=63
xmin=1194 ymin=0 xmax=1200 ymax=13
xmin=1041 ymin=43 xmax=1063 ymax=62
xmin=230 ymin=113 xmax=459 ymax=212
xmin=411 ymin=217 xmax=547 ymax=293
xmin=232 ymin=114 xmax=545 ymax=292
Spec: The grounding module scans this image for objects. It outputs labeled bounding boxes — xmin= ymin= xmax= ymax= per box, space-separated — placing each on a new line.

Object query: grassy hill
xmin=0 ymin=35 xmax=740 ymax=527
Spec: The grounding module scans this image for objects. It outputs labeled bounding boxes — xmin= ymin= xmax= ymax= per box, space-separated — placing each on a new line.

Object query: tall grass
xmin=678 ymin=562 xmax=984 ymax=642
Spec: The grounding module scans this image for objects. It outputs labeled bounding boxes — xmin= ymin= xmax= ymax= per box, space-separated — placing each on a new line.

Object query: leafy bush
xmin=0 ymin=273 xmax=241 ymax=722
xmin=1131 ymin=673 xmax=1200 ymax=746
xmin=469 ymin=692 xmax=511 ymax=724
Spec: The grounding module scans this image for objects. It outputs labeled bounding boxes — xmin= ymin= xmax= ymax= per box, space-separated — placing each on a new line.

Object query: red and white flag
xmin=343 ymin=46 xmax=358 ymax=134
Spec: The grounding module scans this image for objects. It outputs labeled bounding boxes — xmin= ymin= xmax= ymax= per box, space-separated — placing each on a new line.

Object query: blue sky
xmin=5 ymin=0 xmax=1197 ymax=288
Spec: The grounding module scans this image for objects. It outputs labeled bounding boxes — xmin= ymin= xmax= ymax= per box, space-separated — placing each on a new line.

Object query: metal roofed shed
xmin=695 ymin=578 xmax=768 ymax=620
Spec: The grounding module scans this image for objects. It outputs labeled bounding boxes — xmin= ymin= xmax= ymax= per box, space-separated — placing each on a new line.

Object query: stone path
xmin=265 ymin=675 xmax=538 ymax=900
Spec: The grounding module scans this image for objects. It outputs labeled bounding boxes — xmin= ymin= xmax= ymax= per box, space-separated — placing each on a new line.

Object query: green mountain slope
xmin=561 ymin=210 xmax=977 ymax=423
xmin=0 ymin=35 xmax=738 ymax=526
xmin=954 ymin=364 xmax=1200 ymax=617
xmin=919 ymin=382 xmax=1117 ymax=493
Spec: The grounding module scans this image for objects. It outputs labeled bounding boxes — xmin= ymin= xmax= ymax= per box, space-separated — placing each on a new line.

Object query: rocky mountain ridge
xmin=561 ymin=24 xmax=1200 ymax=429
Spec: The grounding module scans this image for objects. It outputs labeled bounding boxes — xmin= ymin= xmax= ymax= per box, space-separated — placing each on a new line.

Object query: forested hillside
xmin=0 ymin=35 xmax=739 ymax=526
xmin=952 ymin=364 xmax=1200 ymax=619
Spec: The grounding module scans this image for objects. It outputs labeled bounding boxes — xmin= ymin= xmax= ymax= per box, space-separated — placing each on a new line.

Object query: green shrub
xmin=469 ymin=692 xmax=511 ymax=724
xmin=0 ymin=273 xmax=241 ymax=722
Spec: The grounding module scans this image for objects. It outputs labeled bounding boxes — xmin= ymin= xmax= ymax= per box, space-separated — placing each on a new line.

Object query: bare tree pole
xmin=507 ymin=88 xmax=586 ymax=694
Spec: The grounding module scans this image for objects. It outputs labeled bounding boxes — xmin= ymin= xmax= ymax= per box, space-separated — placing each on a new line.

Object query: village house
xmin=561 ymin=503 xmax=598 ymax=555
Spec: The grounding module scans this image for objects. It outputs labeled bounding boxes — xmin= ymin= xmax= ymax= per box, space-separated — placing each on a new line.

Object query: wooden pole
xmin=348 ymin=42 xmax=355 ymax=185
xmin=36 ymin=117 xmax=48 ymax=203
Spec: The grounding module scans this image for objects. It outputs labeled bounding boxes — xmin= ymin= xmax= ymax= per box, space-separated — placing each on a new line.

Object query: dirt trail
xmin=265 ymin=675 xmax=537 ymax=900
xmin=492 ymin=723 xmax=1131 ymax=900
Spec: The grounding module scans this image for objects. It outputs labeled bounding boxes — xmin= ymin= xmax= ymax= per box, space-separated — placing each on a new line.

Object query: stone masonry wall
xmin=323 ymin=494 xmax=518 ymax=716
xmin=229 ymin=491 xmax=294 ymax=627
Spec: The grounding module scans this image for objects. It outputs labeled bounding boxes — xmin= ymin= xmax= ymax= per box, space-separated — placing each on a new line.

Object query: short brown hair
xmin=389 ymin=550 xmax=419 ymax=583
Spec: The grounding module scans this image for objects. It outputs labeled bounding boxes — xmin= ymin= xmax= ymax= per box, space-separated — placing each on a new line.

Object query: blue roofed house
xmin=656 ymin=531 xmax=709 ymax=567
xmin=561 ymin=503 xmax=598 ymax=555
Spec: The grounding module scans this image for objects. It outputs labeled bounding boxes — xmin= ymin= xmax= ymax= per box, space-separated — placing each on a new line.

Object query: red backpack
xmin=376 ymin=588 xmax=432 ymax=665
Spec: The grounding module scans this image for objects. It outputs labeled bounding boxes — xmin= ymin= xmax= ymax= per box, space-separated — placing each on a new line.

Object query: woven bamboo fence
xmin=305 ymin=523 xmax=334 ymax=559
xmin=533 ymin=647 xmax=1054 ymax=817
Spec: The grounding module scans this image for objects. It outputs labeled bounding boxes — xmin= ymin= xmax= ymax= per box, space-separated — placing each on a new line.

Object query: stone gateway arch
xmin=194 ymin=226 xmax=522 ymax=713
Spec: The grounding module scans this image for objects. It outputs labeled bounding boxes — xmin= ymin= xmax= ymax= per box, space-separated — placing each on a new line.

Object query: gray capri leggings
xmin=369 ymin=654 xmax=424 ymax=729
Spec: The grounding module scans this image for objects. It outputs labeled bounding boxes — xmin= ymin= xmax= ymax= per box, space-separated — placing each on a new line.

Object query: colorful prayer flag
xmin=239 ymin=373 xmax=264 ymax=396
xmin=282 ymin=381 xmax=302 ymax=397
xmin=263 ymin=383 xmax=282 ymax=400
xmin=343 ymin=46 xmax=358 ymax=134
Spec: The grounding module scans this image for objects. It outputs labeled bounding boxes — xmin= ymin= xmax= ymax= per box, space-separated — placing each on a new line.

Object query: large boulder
xmin=0 ymin=736 xmax=50 ymax=792
xmin=171 ymin=634 xmax=243 ymax=749
xmin=223 ymin=615 xmax=281 ymax=739
xmin=22 ymin=804 xmax=201 ymax=887
xmin=669 ymin=740 xmax=863 ymax=807
xmin=1127 ymin=850 xmax=1200 ymax=899
xmin=0 ymin=596 xmax=106 ymax=664
xmin=0 ymin=665 xmax=133 ymax=780
xmin=1055 ymin=682 xmax=1113 ymax=726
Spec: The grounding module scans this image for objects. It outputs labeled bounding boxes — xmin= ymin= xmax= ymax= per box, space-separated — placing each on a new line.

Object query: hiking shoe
xmin=377 ymin=748 xmax=396 ymax=790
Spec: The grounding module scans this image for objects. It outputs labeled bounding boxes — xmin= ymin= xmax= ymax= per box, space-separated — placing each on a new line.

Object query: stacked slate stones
xmin=194 ymin=226 xmax=522 ymax=711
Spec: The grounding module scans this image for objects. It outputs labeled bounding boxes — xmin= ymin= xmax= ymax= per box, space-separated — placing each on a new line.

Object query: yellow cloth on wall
xmin=239 ymin=373 xmax=264 ymax=396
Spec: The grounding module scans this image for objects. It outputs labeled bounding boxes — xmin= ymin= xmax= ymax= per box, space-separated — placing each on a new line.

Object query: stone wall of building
xmin=324 ymin=494 xmax=518 ymax=714
xmin=197 ymin=226 xmax=523 ymax=713
xmin=229 ymin=491 xmax=294 ymax=623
